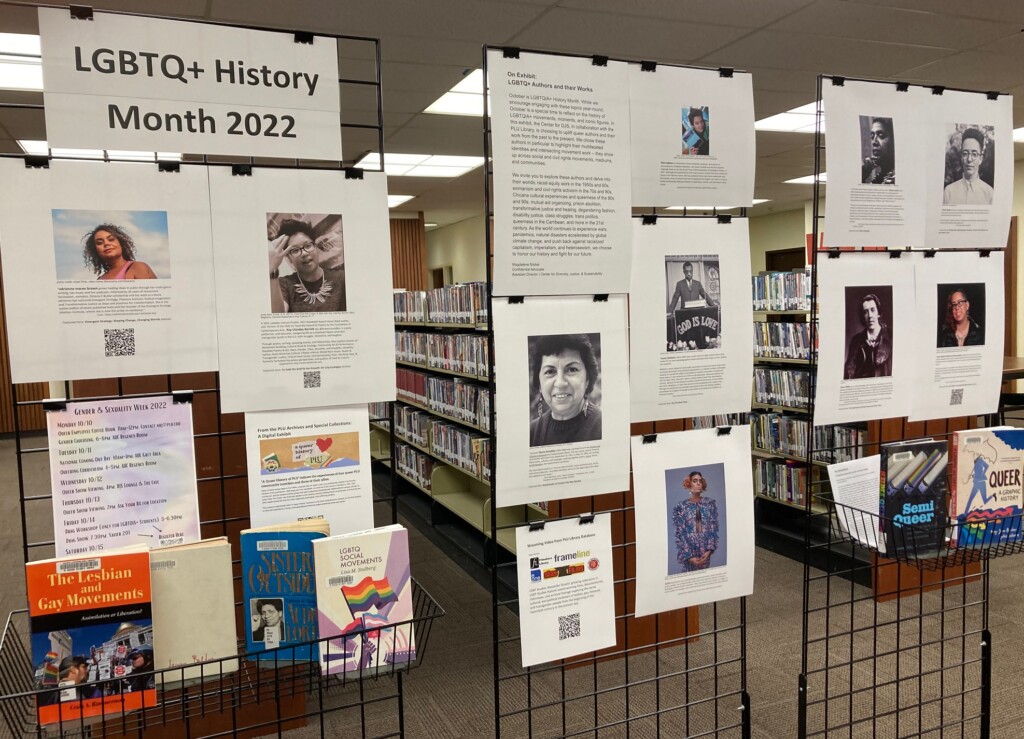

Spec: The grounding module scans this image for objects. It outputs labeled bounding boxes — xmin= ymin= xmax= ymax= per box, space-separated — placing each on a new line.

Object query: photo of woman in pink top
xmin=83 ymin=223 xmax=157 ymax=280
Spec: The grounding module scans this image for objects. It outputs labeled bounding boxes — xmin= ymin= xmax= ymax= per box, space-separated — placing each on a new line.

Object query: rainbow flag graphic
xmin=341 ymin=576 xmax=398 ymax=613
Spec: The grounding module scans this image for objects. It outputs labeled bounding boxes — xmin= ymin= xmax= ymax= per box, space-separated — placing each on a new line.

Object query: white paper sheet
xmin=924 ymin=90 xmax=1014 ymax=249
xmin=208 ymin=168 xmax=395 ymax=412
xmin=46 ymin=396 xmax=200 ymax=557
xmin=826 ymin=455 xmax=883 ymax=553
xmin=488 ymin=49 xmax=632 ymax=296
xmin=629 ymin=217 xmax=753 ymax=421
xmin=0 ymin=159 xmax=218 ymax=383
xmin=813 ymin=253 xmax=915 ymax=426
xmin=631 ymin=427 xmax=755 ymax=617
xmin=516 ymin=513 xmax=617 ymax=667
xmin=908 ymin=251 xmax=1004 ymax=421
xmin=493 ymin=295 xmax=630 ymax=507
xmin=823 ymin=80 xmax=930 ymax=248
xmin=244 ymin=405 xmax=374 ymax=535
xmin=628 ymin=65 xmax=755 ymax=207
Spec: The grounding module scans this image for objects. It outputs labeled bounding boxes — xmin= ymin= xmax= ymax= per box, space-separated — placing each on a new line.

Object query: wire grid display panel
xmin=493 ymin=489 xmax=747 ymax=739
xmin=802 ymin=523 xmax=986 ymax=739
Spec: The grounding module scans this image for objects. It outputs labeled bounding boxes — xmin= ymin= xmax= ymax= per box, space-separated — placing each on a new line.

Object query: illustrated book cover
xmin=951 ymin=427 xmax=1024 ymax=547
xmin=880 ymin=439 xmax=948 ymax=558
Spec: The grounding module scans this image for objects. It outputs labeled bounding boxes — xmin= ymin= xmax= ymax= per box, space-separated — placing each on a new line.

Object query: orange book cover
xmin=27 ymin=548 xmax=157 ymax=726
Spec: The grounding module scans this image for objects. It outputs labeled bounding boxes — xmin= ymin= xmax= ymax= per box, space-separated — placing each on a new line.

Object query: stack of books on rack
xmin=751 ymin=268 xmax=812 ymax=311
xmin=753 ymin=321 xmax=815 ymax=360
xmin=754 ymin=458 xmax=808 ymax=507
xmin=426 ymin=333 xmax=490 ymax=377
xmin=425 ymin=376 xmax=491 ymax=432
xmin=751 ymin=413 xmax=865 ymax=463
xmin=395 ymin=444 xmax=434 ymax=491
xmin=396 ymin=368 xmax=429 ymax=406
xmin=753 ymin=367 xmax=812 ymax=408
xmin=395 ymin=332 xmax=428 ymax=365
xmin=424 ymin=283 xmax=489 ymax=325
xmin=368 ymin=402 xmax=390 ymax=428
xmin=430 ymin=420 xmax=489 ymax=480
xmin=691 ymin=413 xmax=749 ymax=429
xmin=394 ymin=290 xmax=426 ymax=323
xmin=395 ymin=406 xmax=431 ymax=448
xmin=811 ymin=425 xmax=866 ymax=464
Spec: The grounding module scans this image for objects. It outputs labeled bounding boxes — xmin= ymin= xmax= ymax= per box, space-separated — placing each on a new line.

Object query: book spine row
xmin=751 ymin=268 xmax=812 ymax=312
xmin=395 ymin=331 xmax=428 ymax=365
xmin=750 ymin=412 xmax=865 ymax=461
xmin=396 ymin=369 xmax=492 ymax=432
xmin=368 ymin=401 xmax=390 ymax=428
xmin=425 ymin=333 xmax=490 ymax=377
xmin=753 ymin=367 xmax=812 ymax=408
xmin=753 ymin=321 xmax=815 ymax=360
xmin=424 ymin=282 xmax=490 ymax=325
xmin=429 ymin=420 xmax=489 ymax=480
xmin=396 ymin=368 xmax=429 ymax=406
xmin=395 ymin=405 xmax=431 ymax=448
xmin=754 ymin=458 xmax=807 ymax=506
xmin=393 ymin=290 xmax=426 ymax=323
xmin=811 ymin=425 xmax=866 ymax=464
xmin=690 ymin=413 xmax=750 ymax=429
xmin=395 ymin=442 xmax=434 ymax=491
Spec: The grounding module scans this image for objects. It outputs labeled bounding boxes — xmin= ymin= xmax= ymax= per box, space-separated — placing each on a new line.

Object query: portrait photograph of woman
xmin=527 ymin=332 xmax=603 ymax=448
xmin=52 ymin=209 xmax=169 ymax=281
xmin=664 ymin=462 xmax=728 ymax=576
xmin=936 ymin=283 xmax=985 ymax=348
xmin=267 ymin=212 xmax=347 ymax=314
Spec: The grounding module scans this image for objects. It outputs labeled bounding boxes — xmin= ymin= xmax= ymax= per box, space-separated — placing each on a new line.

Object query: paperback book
xmin=951 ymin=427 xmax=1024 ymax=547
xmin=242 ymin=519 xmax=330 ymax=663
xmin=880 ymin=440 xmax=948 ymax=558
xmin=313 ymin=524 xmax=416 ymax=676
xmin=27 ymin=546 xmax=156 ymax=726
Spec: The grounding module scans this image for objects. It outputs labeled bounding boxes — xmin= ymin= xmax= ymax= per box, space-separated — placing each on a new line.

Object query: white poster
xmin=516 ymin=513 xmax=616 ymax=667
xmin=823 ymin=80 xmax=930 ymax=247
xmin=244 ymin=405 xmax=374 ymax=535
xmin=631 ymin=427 xmax=754 ymax=617
xmin=493 ymin=295 xmax=630 ymax=507
xmin=827 ymin=455 xmax=883 ymax=553
xmin=629 ymin=217 xmax=753 ymax=421
xmin=628 ymin=65 xmax=755 ymax=207
xmin=209 ymin=168 xmax=395 ymax=412
xmin=46 ymin=395 xmax=200 ymax=557
xmin=38 ymin=8 xmax=341 ymax=159
xmin=488 ymin=49 xmax=632 ymax=296
xmin=909 ymin=251 xmax=1004 ymax=422
xmin=924 ymin=90 xmax=1013 ymax=249
xmin=0 ymin=159 xmax=218 ymax=383
xmin=813 ymin=254 xmax=915 ymax=426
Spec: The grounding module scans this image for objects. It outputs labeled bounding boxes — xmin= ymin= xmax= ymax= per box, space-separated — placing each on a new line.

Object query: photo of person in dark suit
xmin=843 ymin=288 xmax=893 ymax=380
xmin=665 ymin=257 xmax=722 ymax=351
xmin=667 ymin=261 xmax=717 ymax=312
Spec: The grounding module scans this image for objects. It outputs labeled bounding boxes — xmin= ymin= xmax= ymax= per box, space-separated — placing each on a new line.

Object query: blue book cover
xmin=953 ymin=428 xmax=1024 ymax=547
xmin=241 ymin=522 xmax=329 ymax=663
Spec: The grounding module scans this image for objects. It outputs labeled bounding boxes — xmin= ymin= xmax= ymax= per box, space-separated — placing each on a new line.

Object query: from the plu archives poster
xmin=492 ymin=295 xmax=630 ymax=507
xmin=628 ymin=64 xmax=755 ymax=208
xmin=244 ymin=405 xmax=374 ymax=535
xmin=0 ymin=159 xmax=219 ymax=383
xmin=209 ymin=168 xmax=395 ymax=412
xmin=629 ymin=216 xmax=753 ymax=421
xmin=487 ymin=49 xmax=633 ymax=296
xmin=630 ymin=427 xmax=754 ymax=617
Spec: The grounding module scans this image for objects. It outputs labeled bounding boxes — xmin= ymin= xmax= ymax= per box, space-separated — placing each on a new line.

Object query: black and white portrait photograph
xmin=665 ymin=256 xmax=721 ymax=351
xmin=859 ymin=115 xmax=895 ymax=185
xmin=249 ymin=598 xmax=285 ymax=643
xmin=527 ymin=332 xmax=603 ymax=447
xmin=843 ymin=285 xmax=894 ymax=381
xmin=942 ymin=124 xmax=995 ymax=205
xmin=936 ymin=283 xmax=985 ymax=348
xmin=267 ymin=212 xmax=347 ymax=314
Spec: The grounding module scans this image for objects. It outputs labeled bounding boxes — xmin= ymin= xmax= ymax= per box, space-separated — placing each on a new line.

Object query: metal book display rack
xmin=482 ymin=45 xmax=751 ymax=738
xmin=0 ymin=6 xmax=443 ymax=738
xmin=798 ymin=74 xmax=1011 ymax=739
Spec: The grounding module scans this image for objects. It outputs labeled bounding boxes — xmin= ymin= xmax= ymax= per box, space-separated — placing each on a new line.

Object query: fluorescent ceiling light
xmin=18 ymin=140 xmax=182 ymax=161
xmin=424 ymin=69 xmax=489 ymax=117
xmin=784 ymin=173 xmax=827 ymax=185
xmin=388 ymin=195 xmax=414 ymax=208
xmin=425 ymin=222 xmax=438 ymax=228
xmin=356 ymin=152 xmax=484 ymax=177
xmin=1014 ymin=127 xmax=1024 ymax=143
xmin=0 ymin=33 xmax=42 ymax=91
xmin=755 ymin=102 xmax=824 ymax=134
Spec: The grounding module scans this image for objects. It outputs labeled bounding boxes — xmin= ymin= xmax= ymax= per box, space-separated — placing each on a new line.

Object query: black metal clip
xmin=43 ymin=399 xmax=68 ymax=412
xmin=592 ymin=55 xmax=608 ymax=67
xmin=831 ymin=76 xmax=845 ymax=87
xmin=344 ymin=167 xmax=364 ymax=180
xmin=231 ymin=164 xmax=253 ymax=177
xmin=24 ymin=156 xmax=49 ymax=169
xmin=896 ymin=81 xmax=910 ymax=92
xmin=641 ymin=215 xmax=658 ymax=225
xmin=502 ymin=47 xmax=521 ymax=59
xmin=827 ymin=249 xmax=841 ymax=259
xmin=716 ymin=426 xmax=732 ymax=436
xmin=158 ymin=161 xmax=180 ymax=173
xmin=719 ymin=67 xmax=734 ymax=78
xmin=172 ymin=391 xmax=194 ymax=404
xmin=888 ymin=249 xmax=903 ymax=258
xmin=529 ymin=521 xmax=545 ymax=532
xmin=579 ymin=514 xmax=595 ymax=525
xmin=593 ymin=294 xmax=609 ymax=302
xmin=717 ymin=214 xmax=732 ymax=224
xmin=70 ymin=5 xmax=93 ymax=20
xmin=986 ymin=91 xmax=1000 ymax=101
xmin=294 ymin=31 xmax=314 ymax=45
xmin=980 ymin=250 xmax=992 ymax=258
xmin=923 ymin=249 xmax=937 ymax=259
xmin=642 ymin=433 xmax=658 ymax=444
xmin=931 ymin=85 xmax=945 ymax=96
xmin=508 ymin=296 xmax=524 ymax=304
xmin=640 ymin=60 xmax=657 ymax=72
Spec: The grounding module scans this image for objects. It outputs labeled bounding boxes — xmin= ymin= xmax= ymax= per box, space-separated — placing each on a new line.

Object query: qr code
xmin=104 ymin=328 xmax=135 ymax=357
xmin=304 ymin=371 xmax=321 ymax=389
xmin=558 ymin=613 xmax=581 ymax=641
xmin=950 ymin=388 xmax=964 ymax=406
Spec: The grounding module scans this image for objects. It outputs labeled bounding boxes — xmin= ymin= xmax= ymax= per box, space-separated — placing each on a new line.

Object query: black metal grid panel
xmin=798 ymin=73 xmax=1005 ymax=739
xmin=0 ymin=6 xmax=433 ymax=738
xmin=482 ymin=44 xmax=751 ymax=739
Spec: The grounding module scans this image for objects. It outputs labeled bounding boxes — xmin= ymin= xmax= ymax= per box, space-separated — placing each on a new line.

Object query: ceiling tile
xmin=754 ymin=90 xmax=819 ymax=118
xmin=555 ymin=0 xmax=816 ymax=29
xmin=840 ymin=0 xmax=1024 ymax=25
xmin=896 ymin=52 xmax=1024 ymax=92
xmin=0 ymin=108 xmax=45 ymax=140
xmin=381 ymin=62 xmax=471 ymax=94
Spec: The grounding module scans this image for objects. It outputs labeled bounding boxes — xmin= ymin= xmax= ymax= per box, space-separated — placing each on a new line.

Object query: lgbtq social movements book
xmin=313 ymin=524 xmax=415 ymax=676
xmin=952 ymin=427 xmax=1024 ymax=547
xmin=241 ymin=519 xmax=329 ymax=662
xmin=27 ymin=546 xmax=156 ymax=726
xmin=880 ymin=439 xmax=948 ymax=558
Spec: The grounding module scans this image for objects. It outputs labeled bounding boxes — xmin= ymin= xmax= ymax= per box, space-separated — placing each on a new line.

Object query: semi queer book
xmin=242 ymin=519 xmax=329 ymax=663
xmin=313 ymin=524 xmax=416 ymax=676
xmin=27 ymin=546 xmax=156 ymax=726
xmin=150 ymin=538 xmax=238 ymax=685
xmin=951 ymin=427 xmax=1024 ymax=547
xmin=880 ymin=439 xmax=947 ymax=558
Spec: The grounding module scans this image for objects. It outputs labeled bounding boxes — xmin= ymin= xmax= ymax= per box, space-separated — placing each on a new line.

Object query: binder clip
xmin=642 ymin=434 xmax=658 ymax=444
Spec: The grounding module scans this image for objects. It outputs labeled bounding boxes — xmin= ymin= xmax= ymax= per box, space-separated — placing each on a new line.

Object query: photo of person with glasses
xmin=937 ymin=284 xmax=985 ymax=348
xmin=943 ymin=126 xmax=994 ymax=206
xmin=267 ymin=214 xmax=347 ymax=313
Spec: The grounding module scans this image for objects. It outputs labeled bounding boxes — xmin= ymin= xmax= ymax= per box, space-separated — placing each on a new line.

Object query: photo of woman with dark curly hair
xmin=527 ymin=333 xmax=602 ymax=447
xmin=83 ymin=223 xmax=157 ymax=280
xmin=52 ymin=209 xmax=169 ymax=281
